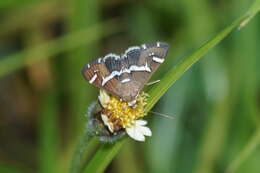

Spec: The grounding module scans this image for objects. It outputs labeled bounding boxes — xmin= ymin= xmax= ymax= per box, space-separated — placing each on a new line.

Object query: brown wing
xmin=81 ymin=59 xmax=119 ymax=98
xmin=82 ymin=42 xmax=169 ymax=102
xmin=130 ymin=42 xmax=169 ymax=96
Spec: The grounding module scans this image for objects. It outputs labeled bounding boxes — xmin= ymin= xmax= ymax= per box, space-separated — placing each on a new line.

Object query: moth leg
xmin=128 ymin=100 xmax=137 ymax=107
xmin=146 ymin=80 xmax=160 ymax=86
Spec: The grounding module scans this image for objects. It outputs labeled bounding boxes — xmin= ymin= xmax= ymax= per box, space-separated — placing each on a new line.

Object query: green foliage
xmin=0 ymin=0 xmax=259 ymax=173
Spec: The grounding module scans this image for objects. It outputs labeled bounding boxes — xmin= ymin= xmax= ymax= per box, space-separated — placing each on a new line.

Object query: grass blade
xmin=146 ymin=13 xmax=257 ymax=111
xmin=0 ymin=20 xmax=118 ymax=79
xmin=38 ymin=89 xmax=59 ymax=173
xmin=64 ymin=0 xmax=100 ymax=141
xmin=83 ymin=139 xmax=127 ymax=173
xmin=70 ymin=134 xmax=99 ymax=173
xmin=226 ymin=126 xmax=260 ymax=173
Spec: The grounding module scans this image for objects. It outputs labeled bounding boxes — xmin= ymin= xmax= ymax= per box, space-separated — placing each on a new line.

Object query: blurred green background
xmin=0 ymin=0 xmax=259 ymax=173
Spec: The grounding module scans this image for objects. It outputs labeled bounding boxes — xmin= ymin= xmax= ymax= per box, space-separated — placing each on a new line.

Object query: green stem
xmin=83 ymin=139 xmax=127 ymax=173
xmin=70 ymin=131 xmax=98 ymax=173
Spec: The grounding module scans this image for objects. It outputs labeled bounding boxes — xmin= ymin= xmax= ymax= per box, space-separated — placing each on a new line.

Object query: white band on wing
xmin=102 ymin=63 xmax=151 ymax=86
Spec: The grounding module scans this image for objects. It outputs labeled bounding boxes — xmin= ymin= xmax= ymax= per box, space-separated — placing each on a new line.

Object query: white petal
xmin=98 ymin=90 xmax=110 ymax=108
xmin=137 ymin=125 xmax=152 ymax=136
xmin=101 ymin=114 xmax=114 ymax=132
xmin=135 ymin=119 xmax=147 ymax=126
xmin=126 ymin=126 xmax=145 ymax=142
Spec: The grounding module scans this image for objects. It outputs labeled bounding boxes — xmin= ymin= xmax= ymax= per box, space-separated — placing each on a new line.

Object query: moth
xmin=82 ymin=42 xmax=169 ymax=105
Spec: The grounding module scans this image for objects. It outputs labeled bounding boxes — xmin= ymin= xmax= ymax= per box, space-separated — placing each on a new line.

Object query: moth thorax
xmin=117 ymin=80 xmax=141 ymax=102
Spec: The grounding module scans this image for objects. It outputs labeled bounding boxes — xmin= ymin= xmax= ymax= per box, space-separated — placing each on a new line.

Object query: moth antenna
xmin=146 ymin=80 xmax=160 ymax=86
xmin=149 ymin=110 xmax=175 ymax=119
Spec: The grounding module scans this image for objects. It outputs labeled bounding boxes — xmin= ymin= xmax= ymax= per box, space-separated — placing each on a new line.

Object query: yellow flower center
xmin=102 ymin=92 xmax=149 ymax=128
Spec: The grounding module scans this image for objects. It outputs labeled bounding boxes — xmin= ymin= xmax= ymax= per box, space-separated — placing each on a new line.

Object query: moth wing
xmin=81 ymin=56 xmax=123 ymax=99
xmin=130 ymin=42 xmax=169 ymax=93
xmin=115 ymin=42 xmax=169 ymax=101
xmin=82 ymin=42 xmax=169 ymax=102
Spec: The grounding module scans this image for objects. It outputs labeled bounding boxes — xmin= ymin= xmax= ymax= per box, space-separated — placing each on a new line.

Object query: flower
xmin=101 ymin=114 xmax=114 ymax=132
xmin=126 ymin=119 xmax=152 ymax=141
xmin=98 ymin=90 xmax=152 ymax=141
xmin=98 ymin=90 xmax=110 ymax=108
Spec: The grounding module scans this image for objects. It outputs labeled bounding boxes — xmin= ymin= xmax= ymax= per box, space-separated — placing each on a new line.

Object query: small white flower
xmin=98 ymin=90 xmax=110 ymax=108
xmin=126 ymin=119 xmax=152 ymax=142
xmin=101 ymin=114 xmax=114 ymax=133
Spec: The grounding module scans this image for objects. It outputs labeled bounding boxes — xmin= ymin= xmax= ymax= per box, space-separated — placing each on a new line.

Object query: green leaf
xmin=79 ymin=1 xmax=260 ymax=172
